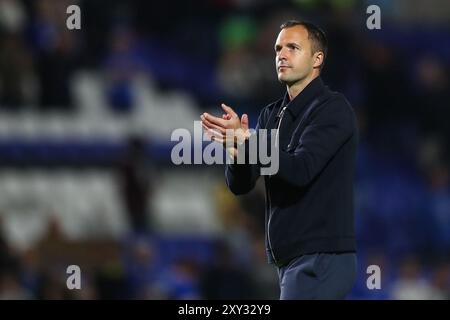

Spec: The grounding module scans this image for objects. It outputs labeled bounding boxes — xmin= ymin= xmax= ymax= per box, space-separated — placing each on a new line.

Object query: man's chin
xmin=278 ymin=74 xmax=309 ymax=86
xmin=278 ymin=75 xmax=289 ymax=84
xmin=278 ymin=76 xmax=294 ymax=85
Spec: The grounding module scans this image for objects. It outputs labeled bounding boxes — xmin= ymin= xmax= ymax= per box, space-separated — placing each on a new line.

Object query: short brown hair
xmin=280 ymin=20 xmax=328 ymax=70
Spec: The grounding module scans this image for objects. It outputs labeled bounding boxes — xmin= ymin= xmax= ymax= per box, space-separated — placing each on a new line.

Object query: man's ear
xmin=313 ymin=51 xmax=324 ymax=69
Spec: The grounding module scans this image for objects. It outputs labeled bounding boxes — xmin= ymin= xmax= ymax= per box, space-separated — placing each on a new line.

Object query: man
xmin=201 ymin=20 xmax=358 ymax=299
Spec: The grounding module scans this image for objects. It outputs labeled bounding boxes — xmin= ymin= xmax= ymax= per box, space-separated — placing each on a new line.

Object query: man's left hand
xmin=201 ymin=103 xmax=250 ymax=146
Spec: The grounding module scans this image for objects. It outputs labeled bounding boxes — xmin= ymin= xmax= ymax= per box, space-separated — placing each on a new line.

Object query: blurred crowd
xmin=0 ymin=0 xmax=449 ymax=299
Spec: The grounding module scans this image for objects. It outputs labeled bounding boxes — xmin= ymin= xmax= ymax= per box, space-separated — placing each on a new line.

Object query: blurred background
xmin=0 ymin=0 xmax=449 ymax=299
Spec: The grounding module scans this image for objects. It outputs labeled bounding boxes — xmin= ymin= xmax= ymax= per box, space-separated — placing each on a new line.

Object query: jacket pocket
xmin=313 ymin=253 xmax=335 ymax=279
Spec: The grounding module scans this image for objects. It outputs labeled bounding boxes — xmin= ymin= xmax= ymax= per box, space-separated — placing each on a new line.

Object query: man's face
xmin=274 ymin=25 xmax=317 ymax=86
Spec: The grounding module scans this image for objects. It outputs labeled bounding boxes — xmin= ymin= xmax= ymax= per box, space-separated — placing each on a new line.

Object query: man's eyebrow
xmin=274 ymin=42 xmax=301 ymax=50
xmin=286 ymin=42 xmax=300 ymax=48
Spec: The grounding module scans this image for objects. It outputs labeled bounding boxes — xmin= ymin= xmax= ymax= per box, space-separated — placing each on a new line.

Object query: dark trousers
xmin=277 ymin=252 xmax=357 ymax=300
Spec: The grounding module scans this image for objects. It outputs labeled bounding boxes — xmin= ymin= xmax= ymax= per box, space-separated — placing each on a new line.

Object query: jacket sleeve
xmin=224 ymin=109 xmax=267 ymax=195
xmin=275 ymin=95 xmax=356 ymax=187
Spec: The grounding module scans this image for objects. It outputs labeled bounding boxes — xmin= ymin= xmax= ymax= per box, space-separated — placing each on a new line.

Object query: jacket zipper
xmin=274 ymin=106 xmax=287 ymax=148
xmin=267 ymin=189 xmax=278 ymax=264
xmin=268 ymin=105 xmax=287 ymax=265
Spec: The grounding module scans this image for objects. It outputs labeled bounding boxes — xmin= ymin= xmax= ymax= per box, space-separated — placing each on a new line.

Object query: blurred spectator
xmin=0 ymin=0 xmax=26 ymax=33
xmin=412 ymin=55 xmax=450 ymax=146
xmin=217 ymin=15 xmax=258 ymax=99
xmin=39 ymin=265 xmax=71 ymax=299
xmin=391 ymin=256 xmax=440 ymax=299
xmin=117 ymin=136 xmax=154 ymax=234
xmin=28 ymin=0 xmax=82 ymax=110
xmin=360 ymin=40 xmax=411 ymax=135
xmin=0 ymin=32 xmax=37 ymax=109
xmin=214 ymin=184 xmax=256 ymax=267
xmin=200 ymin=240 xmax=255 ymax=299
xmin=103 ymin=24 xmax=149 ymax=113
xmin=429 ymin=262 xmax=450 ymax=299
xmin=0 ymin=217 xmax=24 ymax=300
xmin=19 ymin=248 xmax=43 ymax=298
xmin=159 ymin=257 xmax=201 ymax=299
xmin=123 ymin=237 xmax=163 ymax=299
xmin=425 ymin=162 xmax=450 ymax=255
xmin=0 ymin=271 xmax=33 ymax=299
xmin=248 ymin=234 xmax=279 ymax=299
xmin=35 ymin=30 xmax=80 ymax=110
xmin=238 ymin=181 xmax=266 ymax=235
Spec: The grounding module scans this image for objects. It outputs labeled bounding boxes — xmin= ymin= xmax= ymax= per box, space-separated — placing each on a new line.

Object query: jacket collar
xmin=281 ymin=76 xmax=325 ymax=118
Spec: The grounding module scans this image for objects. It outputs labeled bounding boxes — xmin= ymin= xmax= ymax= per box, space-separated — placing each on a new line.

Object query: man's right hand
xmin=200 ymin=103 xmax=250 ymax=158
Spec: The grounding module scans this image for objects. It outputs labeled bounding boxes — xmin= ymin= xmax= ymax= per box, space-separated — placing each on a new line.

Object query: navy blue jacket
xmin=225 ymin=77 xmax=358 ymax=267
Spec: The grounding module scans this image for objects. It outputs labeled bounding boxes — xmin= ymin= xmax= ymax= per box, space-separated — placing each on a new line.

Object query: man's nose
xmin=277 ymin=48 xmax=288 ymax=61
xmin=277 ymin=55 xmax=287 ymax=64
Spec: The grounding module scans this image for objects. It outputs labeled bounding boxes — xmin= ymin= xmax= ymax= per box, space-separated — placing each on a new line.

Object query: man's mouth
xmin=278 ymin=65 xmax=290 ymax=71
